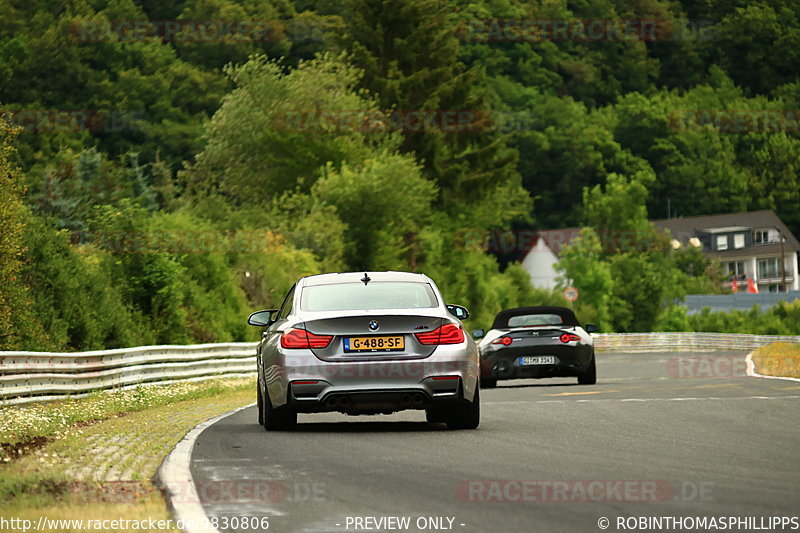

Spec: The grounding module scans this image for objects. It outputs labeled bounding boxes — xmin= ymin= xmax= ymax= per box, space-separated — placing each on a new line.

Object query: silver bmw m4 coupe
xmin=247 ymin=271 xmax=480 ymax=431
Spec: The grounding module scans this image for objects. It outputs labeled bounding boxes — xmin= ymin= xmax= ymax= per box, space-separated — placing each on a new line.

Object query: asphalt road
xmin=190 ymin=352 xmax=800 ymax=533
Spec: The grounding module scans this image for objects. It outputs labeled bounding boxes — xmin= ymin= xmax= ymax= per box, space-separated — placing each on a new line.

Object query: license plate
xmin=344 ymin=336 xmax=405 ymax=352
xmin=518 ymin=356 xmax=556 ymax=366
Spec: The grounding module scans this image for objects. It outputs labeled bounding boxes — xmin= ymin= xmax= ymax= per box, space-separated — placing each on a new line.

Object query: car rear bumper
xmin=267 ymin=347 xmax=479 ymax=413
xmin=289 ymin=383 xmax=466 ymax=414
xmin=480 ymin=345 xmax=592 ymax=380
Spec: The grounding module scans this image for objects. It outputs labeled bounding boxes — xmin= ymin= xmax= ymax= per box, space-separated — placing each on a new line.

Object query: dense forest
xmin=2 ymin=0 xmax=800 ymax=349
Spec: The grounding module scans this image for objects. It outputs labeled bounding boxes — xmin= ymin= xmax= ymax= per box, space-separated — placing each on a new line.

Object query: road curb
xmin=157 ymin=402 xmax=256 ymax=533
xmin=745 ymin=351 xmax=800 ymax=383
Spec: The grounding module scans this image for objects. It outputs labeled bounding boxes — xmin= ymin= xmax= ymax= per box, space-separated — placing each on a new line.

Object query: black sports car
xmin=474 ymin=306 xmax=598 ymax=387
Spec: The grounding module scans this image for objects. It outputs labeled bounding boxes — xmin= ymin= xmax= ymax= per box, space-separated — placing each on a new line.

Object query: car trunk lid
xmin=301 ymin=312 xmax=445 ymax=361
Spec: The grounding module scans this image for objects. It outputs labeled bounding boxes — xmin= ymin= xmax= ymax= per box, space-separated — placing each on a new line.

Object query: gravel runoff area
xmin=63 ymin=397 xmax=253 ymax=482
xmin=0 ymin=378 xmax=254 ymax=509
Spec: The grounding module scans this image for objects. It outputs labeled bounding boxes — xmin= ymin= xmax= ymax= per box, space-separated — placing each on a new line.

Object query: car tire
xmin=425 ymin=408 xmax=447 ymax=424
xmin=480 ymin=378 xmax=497 ymax=389
xmin=446 ymin=385 xmax=480 ymax=430
xmin=578 ymin=352 xmax=597 ymax=385
xmin=257 ymin=379 xmax=264 ymax=426
xmin=262 ymin=387 xmax=297 ymax=431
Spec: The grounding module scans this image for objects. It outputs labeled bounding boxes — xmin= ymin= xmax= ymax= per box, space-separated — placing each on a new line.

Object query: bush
xmin=19 ymin=214 xmax=147 ymax=351
xmin=655 ymin=300 xmax=800 ymax=335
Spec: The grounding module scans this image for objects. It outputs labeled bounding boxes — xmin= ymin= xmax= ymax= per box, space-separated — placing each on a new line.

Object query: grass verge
xmin=0 ymin=378 xmax=255 ymax=532
xmin=751 ymin=342 xmax=800 ymax=378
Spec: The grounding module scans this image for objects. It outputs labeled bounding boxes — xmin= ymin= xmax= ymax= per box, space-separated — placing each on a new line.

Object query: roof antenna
xmin=361 ymin=272 xmax=371 ymax=285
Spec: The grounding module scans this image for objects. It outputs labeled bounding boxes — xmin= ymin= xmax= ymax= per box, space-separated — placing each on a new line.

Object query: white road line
xmin=745 ymin=351 xmax=800 ymax=383
xmin=486 ymin=395 xmax=800 ymax=405
xmin=157 ymin=403 xmax=256 ymax=533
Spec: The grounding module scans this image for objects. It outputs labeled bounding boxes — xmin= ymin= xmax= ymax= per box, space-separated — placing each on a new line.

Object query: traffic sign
xmin=563 ymin=286 xmax=579 ymax=302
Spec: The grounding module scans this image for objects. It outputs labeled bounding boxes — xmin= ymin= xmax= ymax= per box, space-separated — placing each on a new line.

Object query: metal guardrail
xmin=593 ymin=332 xmax=800 ymax=352
xmin=0 ymin=343 xmax=257 ymax=406
xmin=684 ymin=293 xmax=800 ymax=314
xmin=2 ymin=334 xmax=799 ymax=406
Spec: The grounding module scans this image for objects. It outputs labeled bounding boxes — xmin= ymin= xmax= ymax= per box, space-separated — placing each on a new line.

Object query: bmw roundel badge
xmin=368 ymin=320 xmax=379 ymax=331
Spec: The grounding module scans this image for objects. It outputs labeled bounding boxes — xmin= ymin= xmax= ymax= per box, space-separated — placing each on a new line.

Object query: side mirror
xmin=446 ymin=304 xmax=470 ymax=320
xmin=472 ymin=329 xmax=485 ymax=339
xmin=585 ymin=324 xmax=599 ymax=334
xmin=248 ymin=309 xmax=278 ymax=327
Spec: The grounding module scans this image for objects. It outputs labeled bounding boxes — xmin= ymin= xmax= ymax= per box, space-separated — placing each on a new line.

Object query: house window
xmin=725 ymin=261 xmax=745 ymax=277
xmin=757 ymin=258 xmax=780 ymax=279
xmin=716 ymin=235 xmax=728 ymax=250
xmin=753 ymin=229 xmax=778 ymax=244
xmin=734 ymin=233 xmax=745 ymax=249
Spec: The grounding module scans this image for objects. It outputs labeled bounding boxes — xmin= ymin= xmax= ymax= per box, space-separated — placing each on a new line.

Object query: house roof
xmin=520 ymin=210 xmax=800 ymax=261
xmin=652 ymin=209 xmax=800 ymax=252
xmin=528 ymin=227 xmax=583 ymax=258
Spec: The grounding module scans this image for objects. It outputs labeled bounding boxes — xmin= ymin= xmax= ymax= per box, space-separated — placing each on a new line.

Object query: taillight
xmin=415 ymin=323 xmax=465 ymax=345
xmin=560 ymin=333 xmax=581 ymax=343
xmin=280 ymin=328 xmax=333 ymax=349
xmin=491 ymin=336 xmax=513 ymax=346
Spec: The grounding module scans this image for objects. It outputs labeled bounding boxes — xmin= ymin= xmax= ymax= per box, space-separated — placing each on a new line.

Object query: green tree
xmin=338 ymin=0 xmax=529 ymax=227
xmin=263 ymin=191 xmax=348 ymax=273
xmin=582 ymin=170 xmax=658 ymax=254
xmin=0 ymin=0 xmax=228 ymax=170
xmin=172 ymin=0 xmax=293 ymax=70
xmin=0 ymin=118 xmax=42 ymax=348
xmin=506 ymin=89 xmax=651 ymax=228
xmin=705 ymin=3 xmax=800 ymax=96
xmin=183 ymin=52 xmax=400 ymax=203
xmin=418 ymin=218 xmax=548 ymax=331
xmin=311 ymin=153 xmax=436 ymax=270
xmin=672 ymin=245 xmax=725 ymax=295
xmin=20 ymin=214 xmax=148 ymax=350
xmin=607 ymin=251 xmax=682 ymax=332
xmin=28 ymin=148 xmax=159 ymax=232
xmin=570 ymin=169 xmax=710 ymax=332
xmin=555 ymin=228 xmax=613 ymax=331
xmin=742 ymin=133 xmax=800 ymax=237
xmin=610 ymin=78 xmax=778 ymax=220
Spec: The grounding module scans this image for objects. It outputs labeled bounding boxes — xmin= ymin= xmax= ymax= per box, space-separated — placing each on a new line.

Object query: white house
xmin=520 ymin=210 xmax=800 ymax=293
xmin=519 ymin=227 xmax=581 ymax=290
xmin=653 ymin=210 xmax=800 ymax=293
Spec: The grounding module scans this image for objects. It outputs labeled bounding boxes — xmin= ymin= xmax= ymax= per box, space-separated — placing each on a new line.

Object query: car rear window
xmin=507 ymin=314 xmax=564 ymax=327
xmin=300 ymin=282 xmax=438 ymax=311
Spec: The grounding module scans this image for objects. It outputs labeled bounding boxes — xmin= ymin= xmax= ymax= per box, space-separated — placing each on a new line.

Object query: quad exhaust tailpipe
xmin=325 ymin=395 xmax=351 ymax=409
